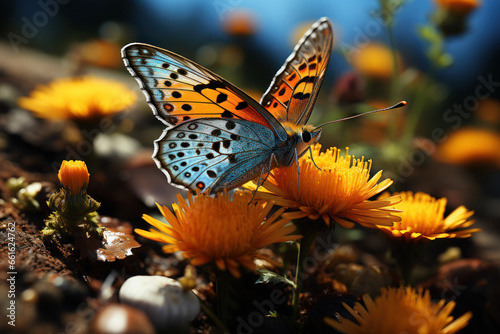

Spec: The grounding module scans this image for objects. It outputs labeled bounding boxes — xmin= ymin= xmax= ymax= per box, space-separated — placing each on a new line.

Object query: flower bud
xmin=58 ymin=160 xmax=89 ymax=195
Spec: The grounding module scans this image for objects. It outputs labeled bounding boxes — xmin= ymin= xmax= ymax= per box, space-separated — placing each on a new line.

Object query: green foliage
xmin=43 ymin=187 xmax=103 ymax=240
xmin=7 ymin=177 xmax=42 ymax=211
xmin=418 ymin=25 xmax=453 ymax=69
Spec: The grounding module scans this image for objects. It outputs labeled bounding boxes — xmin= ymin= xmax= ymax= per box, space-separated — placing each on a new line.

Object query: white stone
xmin=119 ymin=275 xmax=200 ymax=330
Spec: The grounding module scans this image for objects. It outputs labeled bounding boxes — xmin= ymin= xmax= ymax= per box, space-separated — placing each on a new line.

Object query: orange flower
xmin=69 ymin=39 xmax=123 ymax=68
xmin=245 ymin=144 xmax=401 ymax=229
xmin=476 ymin=99 xmax=500 ymax=124
xmin=136 ymin=190 xmax=301 ymax=278
xmin=434 ymin=127 xmax=500 ymax=167
xmin=58 ymin=160 xmax=90 ymax=195
xmin=351 ymin=43 xmax=402 ymax=79
xmin=18 ymin=76 xmax=136 ymax=120
xmin=377 ymin=191 xmax=479 ymax=241
xmin=222 ymin=10 xmax=257 ymax=36
xmin=325 ymin=286 xmax=472 ymax=334
xmin=435 ymin=0 xmax=480 ymax=15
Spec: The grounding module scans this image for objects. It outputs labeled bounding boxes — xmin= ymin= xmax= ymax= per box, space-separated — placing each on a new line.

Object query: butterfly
xmin=122 ymin=17 xmax=333 ymax=194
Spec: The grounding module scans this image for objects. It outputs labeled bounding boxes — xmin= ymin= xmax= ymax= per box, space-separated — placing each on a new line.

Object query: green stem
xmin=384 ymin=3 xmax=401 ymax=142
xmin=199 ymin=300 xmax=230 ymax=334
xmin=402 ymin=35 xmax=440 ymax=144
xmin=216 ymin=273 xmax=230 ymax=329
xmin=402 ymin=79 xmax=428 ymax=144
xmin=392 ymin=240 xmax=420 ymax=286
xmin=292 ymin=230 xmax=318 ymax=320
xmin=387 ymin=23 xmax=399 ymax=82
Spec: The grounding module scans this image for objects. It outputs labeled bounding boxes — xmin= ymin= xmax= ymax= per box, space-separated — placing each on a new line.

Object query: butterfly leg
xmin=294 ymin=148 xmax=302 ymax=201
xmin=248 ymin=154 xmax=278 ymax=203
xmin=307 ymin=146 xmax=322 ymax=171
xmin=249 ymin=165 xmax=267 ymax=203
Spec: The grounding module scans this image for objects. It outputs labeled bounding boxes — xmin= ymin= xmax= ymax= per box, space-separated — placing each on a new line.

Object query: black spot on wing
xmin=297 ymin=76 xmax=316 ymax=85
xmin=216 ymin=93 xmax=228 ymax=103
xmin=235 ymin=101 xmax=248 ymax=110
xmin=193 ymin=80 xmax=226 ymax=93
xmin=292 ymin=92 xmax=311 ymax=100
xmin=221 ymin=110 xmax=234 ymax=118
xmin=226 ymin=121 xmax=236 ymax=130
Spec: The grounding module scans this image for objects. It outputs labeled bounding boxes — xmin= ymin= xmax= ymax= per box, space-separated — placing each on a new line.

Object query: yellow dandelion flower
xmin=245 ymin=144 xmax=401 ymax=229
xmin=18 ymin=76 xmax=136 ymax=120
xmin=135 ymin=190 xmax=301 ymax=278
xmin=351 ymin=43 xmax=402 ymax=80
xmin=377 ymin=191 xmax=480 ymax=241
xmin=435 ymin=0 xmax=480 ymax=15
xmin=325 ymin=286 xmax=472 ymax=334
xmin=434 ymin=127 xmax=500 ymax=167
xmin=58 ymin=160 xmax=90 ymax=195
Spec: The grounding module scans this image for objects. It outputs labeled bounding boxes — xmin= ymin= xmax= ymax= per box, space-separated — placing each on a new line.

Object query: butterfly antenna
xmin=313 ymin=101 xmax=407 ymax=130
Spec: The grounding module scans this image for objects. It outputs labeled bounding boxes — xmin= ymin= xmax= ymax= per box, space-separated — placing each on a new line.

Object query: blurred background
xmin=1 ymin=0 xmax=500 ymax=260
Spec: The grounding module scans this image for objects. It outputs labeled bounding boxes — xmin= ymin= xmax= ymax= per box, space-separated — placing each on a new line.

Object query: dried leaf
xmin=75 ymin=216 xmax=141 ymax=262
xmin=255 ymin=269 xmax=295 ymax=288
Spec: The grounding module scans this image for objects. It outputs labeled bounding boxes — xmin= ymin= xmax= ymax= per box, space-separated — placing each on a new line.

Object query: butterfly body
xmin=122 ymin=17 xmax=333 ymax=193
xmin=154 ymin=118 xmax=321 ymax=193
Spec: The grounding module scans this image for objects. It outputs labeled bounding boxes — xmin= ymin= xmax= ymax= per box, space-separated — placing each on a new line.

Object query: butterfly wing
xmin=154 ymin=118 xmax=277 ymax=193
xmin=122 ymin=43 xmax=287 ymax=141
xmin=261 ymin=17 xmax=333 ymax=125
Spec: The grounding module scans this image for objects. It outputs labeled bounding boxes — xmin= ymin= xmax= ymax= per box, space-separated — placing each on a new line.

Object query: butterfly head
xmin=300 ymin=127 xmax=322 ymax=145
xmin=283 ymin=123 xmax=322 ymax=148
xmin=282 ymin=123 xmax=322 ymax=166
